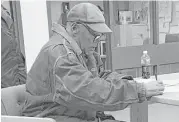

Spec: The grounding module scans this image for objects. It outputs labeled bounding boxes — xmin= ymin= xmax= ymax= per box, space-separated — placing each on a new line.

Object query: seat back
xmin=1 ymin=84 xmax=26 ymax=116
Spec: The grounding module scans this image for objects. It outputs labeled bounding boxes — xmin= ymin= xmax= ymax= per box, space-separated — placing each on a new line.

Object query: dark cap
xmin=67 ymin=3 xmax=112 ymax=33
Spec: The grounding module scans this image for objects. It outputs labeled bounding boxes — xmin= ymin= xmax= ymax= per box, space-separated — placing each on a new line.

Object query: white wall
xmin=20 ymin=1 xmax=49 ymax=72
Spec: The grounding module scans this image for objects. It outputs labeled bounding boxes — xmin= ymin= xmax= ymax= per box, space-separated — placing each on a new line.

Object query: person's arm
xmin=50 ymin=45 xmax=146 ymax=112
xmin=1 ymin=8 xmax=26 ymax=87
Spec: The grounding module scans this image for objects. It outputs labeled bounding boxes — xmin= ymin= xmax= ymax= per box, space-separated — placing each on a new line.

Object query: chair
xmin=1 ymin=84 xmax=26 ymax=116
xmin=1 ymin=85 xmax=56 ymax=122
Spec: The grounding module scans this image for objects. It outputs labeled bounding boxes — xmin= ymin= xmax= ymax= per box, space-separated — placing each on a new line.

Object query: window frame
xmin=104 ymin=1 xmax=179 ymax=75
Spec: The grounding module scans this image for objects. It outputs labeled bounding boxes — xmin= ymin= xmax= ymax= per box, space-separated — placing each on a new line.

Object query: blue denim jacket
xmin=21 ymin=23 xmax=146 ymax=120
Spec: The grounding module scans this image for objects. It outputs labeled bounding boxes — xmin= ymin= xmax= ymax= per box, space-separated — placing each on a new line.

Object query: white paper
xmin=163 ymin=79 xmax=179 ymax=86
xmin=164 ymin=85 xmax=179 ymax=93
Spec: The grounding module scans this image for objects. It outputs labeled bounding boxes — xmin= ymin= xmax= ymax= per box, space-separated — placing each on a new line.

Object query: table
xmin=131 ymin=73 xmax=179 ymax=122
xmin=1 ymin=116 xmax=56 ymax=122
xmin=105 ymin=73 xmax=179 ymax=122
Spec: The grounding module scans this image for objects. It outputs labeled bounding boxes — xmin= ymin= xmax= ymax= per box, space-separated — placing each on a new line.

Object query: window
xmin=107 ymin=1 xmax=179 ymax=77
xmin=158 ymin=1 xmax=179 ymax=44
xmin=112 ymin=1 xmax=151 ymax=47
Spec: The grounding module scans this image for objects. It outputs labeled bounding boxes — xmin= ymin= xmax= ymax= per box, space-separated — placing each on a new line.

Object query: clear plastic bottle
xmin=141 ymin=51 xmax=151 ymax=79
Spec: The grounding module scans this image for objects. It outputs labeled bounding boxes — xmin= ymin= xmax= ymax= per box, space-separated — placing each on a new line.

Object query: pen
xmin=155 ymin=73 xmax=158 ymax=81
xmin=155 ymin=65 xmax=158 ymax=81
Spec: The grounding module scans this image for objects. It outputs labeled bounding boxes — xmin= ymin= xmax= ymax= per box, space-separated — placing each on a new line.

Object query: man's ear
xmin=71 ymin=23 xmax=79 ymax=36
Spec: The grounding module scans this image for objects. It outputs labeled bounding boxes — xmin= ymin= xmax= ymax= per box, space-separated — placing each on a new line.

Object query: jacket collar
xmin=51 ymin=23 xmax=82 ymax=55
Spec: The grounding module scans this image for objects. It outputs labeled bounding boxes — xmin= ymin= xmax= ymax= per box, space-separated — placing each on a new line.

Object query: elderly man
xmin=22 ymin=3 xmax=164 ymax=122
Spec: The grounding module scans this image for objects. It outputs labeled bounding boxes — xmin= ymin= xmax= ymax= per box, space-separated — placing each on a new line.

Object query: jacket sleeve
xmin=50 ymin=45 xmax=146 ymax=112
xmin=1 ymin=9 xmax=26 ymax=88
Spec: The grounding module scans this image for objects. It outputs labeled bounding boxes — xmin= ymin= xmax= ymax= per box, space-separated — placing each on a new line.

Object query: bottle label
xmin=142 ymin=66 xmax=150 ymax=79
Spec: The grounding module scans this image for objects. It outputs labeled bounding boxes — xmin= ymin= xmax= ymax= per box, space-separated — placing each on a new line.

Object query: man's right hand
xmin=143 ymin=79 xmax=165 ymax=98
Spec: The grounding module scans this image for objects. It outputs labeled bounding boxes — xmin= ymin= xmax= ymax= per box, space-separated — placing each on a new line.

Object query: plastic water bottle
xmin=141 ymin=51 xmax=151 ymax=79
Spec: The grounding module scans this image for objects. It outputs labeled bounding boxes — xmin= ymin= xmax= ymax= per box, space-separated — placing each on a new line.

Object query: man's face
xmin=77 ymin=23 xmax=105 ymax=55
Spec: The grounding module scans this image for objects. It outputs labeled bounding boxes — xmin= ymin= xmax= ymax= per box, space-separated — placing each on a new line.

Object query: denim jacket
xmin=21 ymin=23 xmax=146 ymax=120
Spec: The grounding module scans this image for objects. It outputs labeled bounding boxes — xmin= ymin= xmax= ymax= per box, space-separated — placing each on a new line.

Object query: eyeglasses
xmin=75 ymin=22 xmax=104 ymax=43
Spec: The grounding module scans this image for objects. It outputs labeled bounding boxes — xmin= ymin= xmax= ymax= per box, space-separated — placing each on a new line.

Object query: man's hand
xmin=143 ymin=79 xmax=165 ymax=98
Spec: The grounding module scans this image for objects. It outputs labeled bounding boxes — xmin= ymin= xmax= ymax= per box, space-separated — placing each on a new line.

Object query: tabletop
xmin=151 ymin=79 xmax=179 ymax=106
xmin=134 ymin=73 xmax=179 ymax=106
xmin=131 ymin=73 xmax=179 ymax=122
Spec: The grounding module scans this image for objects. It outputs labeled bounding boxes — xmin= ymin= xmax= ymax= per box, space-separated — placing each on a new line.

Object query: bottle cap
xmin=143 ymin=51 xmax=147 ymax=54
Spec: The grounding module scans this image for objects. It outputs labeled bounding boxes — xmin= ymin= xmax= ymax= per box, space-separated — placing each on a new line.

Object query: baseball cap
xmin=67 ymin=3 xmax=112 ymax=33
